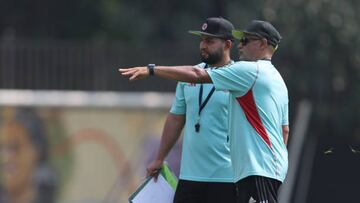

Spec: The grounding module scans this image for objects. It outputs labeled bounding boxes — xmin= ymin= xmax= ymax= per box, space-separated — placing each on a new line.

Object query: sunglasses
xmin=239 ymin=36 xmax=262 ymax=45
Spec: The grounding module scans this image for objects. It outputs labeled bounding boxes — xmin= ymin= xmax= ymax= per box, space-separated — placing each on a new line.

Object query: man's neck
xmin=209 ymin=57 xmax=232 ymax=68
xmin=255 ymin=52 xmax=272 ymax=61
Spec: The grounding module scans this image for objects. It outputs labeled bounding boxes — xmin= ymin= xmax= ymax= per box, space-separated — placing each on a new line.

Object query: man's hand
xmin=118 ymin=67 xmax=149 ymax=81
xmin=146 ymin=160 xmax=163 ymax=182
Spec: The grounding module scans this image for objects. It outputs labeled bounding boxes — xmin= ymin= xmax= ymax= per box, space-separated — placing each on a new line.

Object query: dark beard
xmin=200 ymin=49 xmax=224 ymax=65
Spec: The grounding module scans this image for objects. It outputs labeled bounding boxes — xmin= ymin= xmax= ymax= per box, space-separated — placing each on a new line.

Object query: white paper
xmin=131 ymin=175 xmax=175 ymax=203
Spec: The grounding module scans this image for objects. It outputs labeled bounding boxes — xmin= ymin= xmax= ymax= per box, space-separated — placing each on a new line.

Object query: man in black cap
xmin=145 ymin=17 xmax=237 ymax=203
xmin=120 ymin=20 xmax=289 ymax=203
xmin=232 ymin=20 xmax=282 ymax=61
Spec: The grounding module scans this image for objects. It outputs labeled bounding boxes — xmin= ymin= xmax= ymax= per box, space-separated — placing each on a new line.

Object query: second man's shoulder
xmin=216 ymin=61 xmax=258 ymax=72
xmin=231 ymin=61 xmax=257 ymax=68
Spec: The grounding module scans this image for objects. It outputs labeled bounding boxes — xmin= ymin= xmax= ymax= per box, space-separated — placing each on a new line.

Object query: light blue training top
xmin=207 ymin=60 xmax=289 ymax=182
xmin=170 ymin=62 xmax=234 ymax=182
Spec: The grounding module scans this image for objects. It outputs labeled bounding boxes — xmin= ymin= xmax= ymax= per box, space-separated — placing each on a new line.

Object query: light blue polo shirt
xmin=170 ymin=63 xmax=234 ymax=182
xmin=207 ymin=60 xmax=289 ymax=182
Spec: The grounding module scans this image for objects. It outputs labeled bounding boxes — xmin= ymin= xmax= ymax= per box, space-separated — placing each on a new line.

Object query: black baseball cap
xmin=189 ymin=17 xmax=235 ymax=40
xmin=232 ymin=20 xmax=282 ymax=47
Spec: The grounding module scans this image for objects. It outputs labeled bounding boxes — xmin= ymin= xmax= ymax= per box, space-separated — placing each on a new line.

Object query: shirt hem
xmin=234 ymin=171 xmax=285 ymax=183
xmin=180 ymin=175 xmax=234 ymax=183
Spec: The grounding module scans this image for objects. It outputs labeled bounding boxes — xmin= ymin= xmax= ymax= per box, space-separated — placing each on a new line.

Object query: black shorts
xmin=235 ymin=176 xmax=282 ymax=203
xmin=173 ymin=179 xmax=237 ymax=203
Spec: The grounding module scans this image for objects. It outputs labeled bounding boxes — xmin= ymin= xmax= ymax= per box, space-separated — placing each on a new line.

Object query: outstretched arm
xmin=119 ymin=65 xmax=212 ymax=83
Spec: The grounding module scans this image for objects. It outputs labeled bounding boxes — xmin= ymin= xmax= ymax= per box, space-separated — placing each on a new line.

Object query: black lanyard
xmin=198 ymin=85 xmax=216 ymax=115
xmin=195 ymin=64 xmax=215 ymax=133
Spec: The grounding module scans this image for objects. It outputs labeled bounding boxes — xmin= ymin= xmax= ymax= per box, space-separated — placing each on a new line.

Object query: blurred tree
xmin=0 ymin=0 xmax=103 ymax=39
xmin=0 ymin=0 xmax=230 ymax=41
xmin=97 ymin=0 xmax=230 ymax=42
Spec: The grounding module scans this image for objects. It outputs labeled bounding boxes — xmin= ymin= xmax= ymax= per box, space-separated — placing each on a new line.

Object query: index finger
xmin=118 ymin=68 xmax=129 ymax=72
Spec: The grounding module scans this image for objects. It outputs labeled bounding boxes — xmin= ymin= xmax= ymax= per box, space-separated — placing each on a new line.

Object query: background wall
xmin=0 ymin=105 xmax=182 ymax=203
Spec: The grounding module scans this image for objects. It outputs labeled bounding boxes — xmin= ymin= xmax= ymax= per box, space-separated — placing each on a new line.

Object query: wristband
xmin=147 ymin=64 xmax=155 ymax=76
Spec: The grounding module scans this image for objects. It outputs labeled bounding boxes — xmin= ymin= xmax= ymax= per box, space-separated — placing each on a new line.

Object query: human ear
xmin=225 ymin=40 xmax=232 ymax=49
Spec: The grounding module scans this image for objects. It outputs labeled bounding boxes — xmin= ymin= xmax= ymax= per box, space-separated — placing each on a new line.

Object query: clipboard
xmin=129 ymin=163 xmax=178 ymax=203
